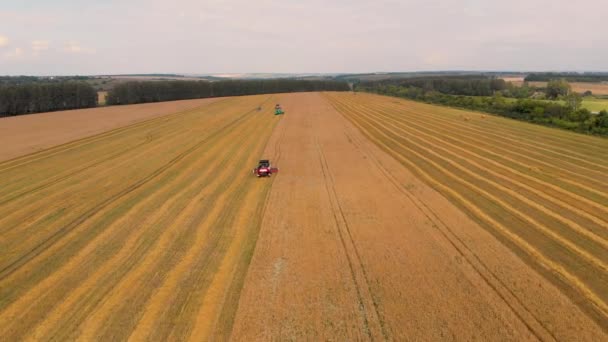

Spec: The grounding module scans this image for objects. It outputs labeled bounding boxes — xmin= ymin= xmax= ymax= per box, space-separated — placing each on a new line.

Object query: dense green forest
xmin=525 ymin=73 xmax=608 ymax=83
xmin=0 ymin=78 xmax=349 ymax=117
xmin=107 ymin=79 xmax=350 ymax=105
xmin=0 ymin=82 xmax=98 ymax=116
xmin=358 ymin=80 xmax=608 ymax=136
xmin=362 ymin=76 xmax=509 ymax=96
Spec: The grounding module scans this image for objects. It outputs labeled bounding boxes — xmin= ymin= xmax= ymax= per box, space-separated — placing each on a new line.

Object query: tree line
xmin=0 ymin=76 xmax=92 ymax=85
xmin=0 ymin=82 xmax=98 ymax=116
xmin=107 ymin=79 xmax=350 ymax=105
xmin=358 ymin=83 xmax=608 ymax=136
xmin=363 ymin=76 xmax=508 ymax=97
xmin=525 ymin=73 xmax=608 ymax=83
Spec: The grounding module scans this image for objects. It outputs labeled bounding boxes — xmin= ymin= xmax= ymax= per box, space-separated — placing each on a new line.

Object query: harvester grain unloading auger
xmin=253 ymin=159 xmax=279 ymax=177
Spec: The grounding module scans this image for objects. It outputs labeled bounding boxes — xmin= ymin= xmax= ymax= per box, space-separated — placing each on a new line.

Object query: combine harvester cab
xmin=274 ymin=104 xmax=284 ymax=115
xmin=253 ymin=159 xmax=279 ymax=177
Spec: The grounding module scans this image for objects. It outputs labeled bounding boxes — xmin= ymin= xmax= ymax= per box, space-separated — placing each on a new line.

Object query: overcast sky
xmin=1 ymin=0 xmax=606 ymax=75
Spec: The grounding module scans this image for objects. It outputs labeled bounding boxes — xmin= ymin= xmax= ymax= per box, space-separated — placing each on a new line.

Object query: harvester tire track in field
xmin=369 ymin=98 xmax=608 ymax=184
xmin=2 ymin=93 xmax=607 ymax=340
xmin=331 ymin=103 xmax=556 ymax=340
xmin=366 ymin=95 xmax=608 ymax=168
xmin=314 ymin=132 xmax=387 ymax=341
xmin=28 ymin=115 xmax=263 ymax=340
xmin=0 ymin=98 xmax=230 ymax=173
xmin=360 ymin=104 xmax=608 ymax=228
xmin=0 ymin=117 xmax=233 ymax=235
xmin=346 ymin=100 xmax=608 ymax=272
xmin=0 ymin=98 xmax=268 ymax=281
xmin=340 ymin=100 xmax=608 ymax=253
xmin=339 ymin=95 xmax=608 ymax=205
xmin=351 ymin=96 xmax=608 ymax=184
xmin=0 ymin=138 xmax=153 ymax=207
xmin=331 ymin=96 xmax=608 ymax=272
xmin=126 ymin=110 xmax=275 ymax=341
xmin=340 ymin=97 xmax=608 ymax=220
xmin=326 ymin=93 xmax=608 ymax=324
xmin=369 ymin=99 xmax=608 ymax=202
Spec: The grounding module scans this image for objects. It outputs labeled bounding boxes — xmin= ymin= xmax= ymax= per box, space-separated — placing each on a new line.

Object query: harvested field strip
xmin=373 ymin=96 xmax=608 ymax=170
xmin=332 ymin=98 xmax=608 ymax=272
xmin=332 ymin=97 xmax=608 ymax=229
xmin=355 ymin=96 xmax=608 ymax=189
xmin=0 ymin=100 xmax=222 ymax=173
xmin=0 ymin=95 xmax=280 ymax=340
xmin=0 ymin=99 xmax=232 ymax=199
xmin=0 ymin=98 xmax=256 ymax=275
xmin=383 ymin=96 xmax=608 ymax=160
xmin=340 ymin=95 xmax=608 ymax=207
xmin=335 ymin=101 xmax=608 ymax=261
xmin=325 ymin=92 xmax=608 ymax=323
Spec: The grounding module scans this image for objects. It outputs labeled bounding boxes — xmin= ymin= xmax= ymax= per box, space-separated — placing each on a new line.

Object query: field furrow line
xmin=395 ymin=102 xmax=608 ymax=172
xmin=0 ymin=138 xmax=152 ymax=206
xmin=346 ymin=94 xmax=608 ymax=188
xmin=335 ymin=100 xmax=608 ymax=276
xmin=189 ymin=179 xmax=273 ymax=341
xmin=336 ymin=102 xmax=608 ymax=320
xmin=332 ymin=97 xmax=608 ymax=232
xmin=72 ymin=97 xmax=274 ymax=340
xmin=0 ymin=101 xmax=260 ymax=281
xmin=0 ymin=100 xmax=242 ymax=230
xmin=0 ymin=108 xmax=260 ymax=317
xmin=330 ymin=94 xmax=608 ymax=213
xmin=350 ymin=93 xmax=608 ymax=172
xmin=19 ymin=110 xmax=264 ymax=340
xmin=0 ymin=99 xmax=233 ymax=197
xmin=364 ymin=94 xmax=608 ymax=159
xmin=315 ymin=134 xmax=387 ymax=341
xmin=0 ymin=98 xmax=230 ymax=172
xmin=335 ymin=108 xmax=557 ymax=340
xmin=368 ymin=100 xmax=608 ymax=197
xmin=124 ymin=110 xmax=275 ymax=341
xmin=0 ymin=106 xmax=198 ymax=172
xmin=146 ymin=179 xmax=252 ymax=341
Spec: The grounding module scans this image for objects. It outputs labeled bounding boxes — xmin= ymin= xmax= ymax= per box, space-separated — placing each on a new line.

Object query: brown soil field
xmin=504 ymin=77 xmax=608 ymax=95
xmin=0 ymin=92 xmax=606 ymax=340
xmin=0 ymin=98 xmax=218 ymax=162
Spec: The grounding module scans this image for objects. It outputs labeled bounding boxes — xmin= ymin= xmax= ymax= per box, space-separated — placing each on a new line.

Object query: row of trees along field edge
xmin=107 ymin=79 xmax=350 ymax=105
xmin=356 ymin=77 xmax=608 ymax=136
xmin=0 ymin=78 xmax=350 ymax=117
xmin=0 ymin=82 xmax=98 ymax=116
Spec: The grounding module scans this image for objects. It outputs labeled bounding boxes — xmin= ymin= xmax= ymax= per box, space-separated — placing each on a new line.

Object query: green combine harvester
xmin=275 ymin=104 xmax=284 ymax=115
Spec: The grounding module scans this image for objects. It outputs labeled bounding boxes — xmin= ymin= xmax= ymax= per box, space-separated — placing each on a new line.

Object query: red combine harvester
xmin=253 ymin=159 xmax=278 ymax=177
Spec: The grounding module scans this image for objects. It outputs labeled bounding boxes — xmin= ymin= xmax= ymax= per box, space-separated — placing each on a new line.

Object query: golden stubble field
xmin=0 ymin=92 xmax=606 ymax=340
xmin=325 ymin=92 xmax=608 ymax=335
xmin=0 ymin=95 xmax=280 ymax=340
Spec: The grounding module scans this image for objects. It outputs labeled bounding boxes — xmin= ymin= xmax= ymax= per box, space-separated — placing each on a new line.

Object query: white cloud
xmin=0 ymin=35 xmax=8 ymax=48
xmin=65 ymin=41 xmax=95 ymax=54
xmin=32 ymin=40 xmax=50 ymax=52
xmin=4 ymin=47 xmax=24 ymax=59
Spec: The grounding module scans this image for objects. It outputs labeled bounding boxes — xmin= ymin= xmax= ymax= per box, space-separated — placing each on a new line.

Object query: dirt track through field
xmin=231 ymin=93 xmax=606 ymax=340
